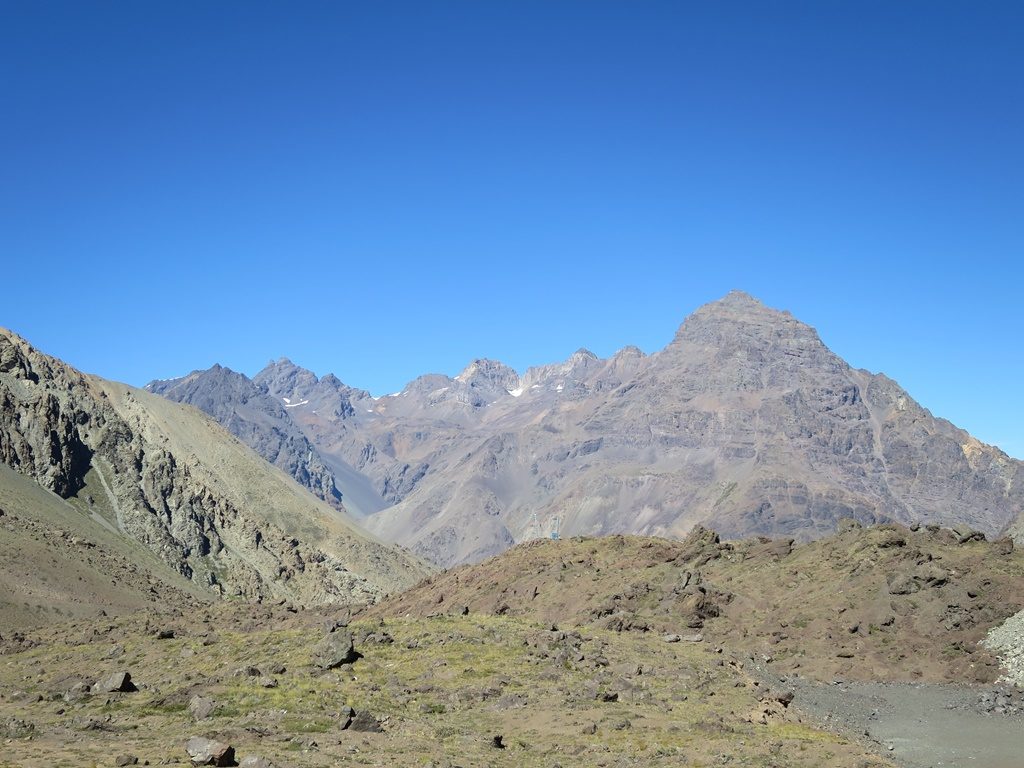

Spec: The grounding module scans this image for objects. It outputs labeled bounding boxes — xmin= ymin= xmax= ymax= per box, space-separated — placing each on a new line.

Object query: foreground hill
xmin=0 ymin=329 xmax=430 ymax=611
xmin=149 ymin=291 xmax=1024 ymax=566
xmin=376 ymin=524 xmax=1024 ymax=684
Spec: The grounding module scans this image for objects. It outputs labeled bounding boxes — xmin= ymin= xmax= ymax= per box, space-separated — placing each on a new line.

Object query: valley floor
xmin=0 ymin=604 xmax=895 ymax=768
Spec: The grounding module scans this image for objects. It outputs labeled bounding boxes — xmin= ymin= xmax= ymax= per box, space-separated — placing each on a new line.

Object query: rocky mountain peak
xmin=570 ymin=348 xmax=598 ymax=362
xmin=254 ymin=357 xmax=321 ymax=400
xmin=454 ymin=358 xmax=520 ymax=392
xmin=613 ymin=345 xmax=645 ymax=360
xmin=669 ymin=291 xmax=832 ymax=367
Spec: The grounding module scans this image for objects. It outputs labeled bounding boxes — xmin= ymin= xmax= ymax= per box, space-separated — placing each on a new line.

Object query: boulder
xmin=185 ymin=736 xmax=235 ymax=766
xmin=313 ymin=632 xmax=361 ymax=669
xmin=95 ymin=672 xmax=136 ymax=693
xmin=340 ymin=707 xmax=382 ymax=732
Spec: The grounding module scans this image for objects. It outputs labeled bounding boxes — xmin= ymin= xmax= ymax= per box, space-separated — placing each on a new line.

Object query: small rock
xmin=887 ymin=573 xmax=919 ymax=595
xmin=239 ymin=758 xmax=277 ymax=768
xmin=259 ymin=677 xmax=278 ymax=689
xmin=114 ymin=756 xmax=139 ymax=767
xmin=952 ymin=525 xmax=985 ymax=544
xmin=63 ymin=681 xmax=91 ymax=702
xmin=189 ymin=695 xmax=216 ymax=721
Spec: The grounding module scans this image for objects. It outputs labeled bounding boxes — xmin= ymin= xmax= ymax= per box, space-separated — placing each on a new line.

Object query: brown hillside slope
xmin=375 ymin=524 xmax=1023 ymax=683
xmin=0 ymin=463 xmax=207 ymax=632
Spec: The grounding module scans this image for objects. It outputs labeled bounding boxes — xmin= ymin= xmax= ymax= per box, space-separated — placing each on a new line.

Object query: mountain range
xmin=145 ymin=291 xmax=1024 ymax=566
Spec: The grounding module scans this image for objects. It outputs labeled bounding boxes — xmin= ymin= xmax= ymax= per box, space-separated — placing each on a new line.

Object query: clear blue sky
xmin=1 ymin=2 xmax=1021 ymax=458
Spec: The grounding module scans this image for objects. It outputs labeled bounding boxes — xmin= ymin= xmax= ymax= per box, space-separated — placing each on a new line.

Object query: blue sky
xmin=1 ymin=2 xmax=1021 ymax=458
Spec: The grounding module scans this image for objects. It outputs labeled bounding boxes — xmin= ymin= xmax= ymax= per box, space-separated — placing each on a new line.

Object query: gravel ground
xmin=749 ymin=661 xmax=1024 ymax=768
xmin=983 ymin=609 xmax=1024 ymax=686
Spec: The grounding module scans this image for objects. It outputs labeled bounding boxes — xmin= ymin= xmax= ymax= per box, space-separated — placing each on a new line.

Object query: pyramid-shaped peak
xmin=671 ymin=291 xmax=823 ymax=351
xmin=713 ymin=289 xmax=770 ymax=310
xmin=682 ymin=291 xmax=794 ymax=325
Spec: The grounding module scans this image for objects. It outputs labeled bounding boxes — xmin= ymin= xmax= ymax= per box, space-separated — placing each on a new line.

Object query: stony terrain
xmin=378 ymin=524 xmax=1024 ymax=685
xmin=983 ymin=608 xmax=1024 ymax=686
xmin=147 ymin=292 xmax=1024 ymax=567
xmin=0 ymin=328 xmax=430 ymax=609
xmin=0 ymin=598 xmax=895 ymax=768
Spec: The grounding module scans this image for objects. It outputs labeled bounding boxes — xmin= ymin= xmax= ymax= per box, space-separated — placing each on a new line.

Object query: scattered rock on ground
xmin=239 ymin=757 xmax=277 ymax=768
xmin=185 ymin=736 xmax=235 ymax=766
xmin=189 ymin=695 xmax=216 ymax=721
xmin=95 ymin=672 xmax=135 ymax=693
xmin=340 ymin=707 xmax=382 ymax=732
xmin=313 ymin=631 xmax=361 ymax=669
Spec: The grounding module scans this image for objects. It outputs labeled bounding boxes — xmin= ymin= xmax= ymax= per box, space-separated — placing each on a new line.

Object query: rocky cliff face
xmin=143 ymin=292 xmax=1024 ymax=567
xmin=0 ymin=328 xmax=430 ymax=603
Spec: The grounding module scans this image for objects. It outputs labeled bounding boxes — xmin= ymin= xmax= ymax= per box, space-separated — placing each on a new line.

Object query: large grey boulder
xmin=185 ymin=736 xmax=235 ymax=766
xmin=94 ymin=672 xmax=135 ymax=693
xmin=313 ymin=631 xmax=361 ymax=669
